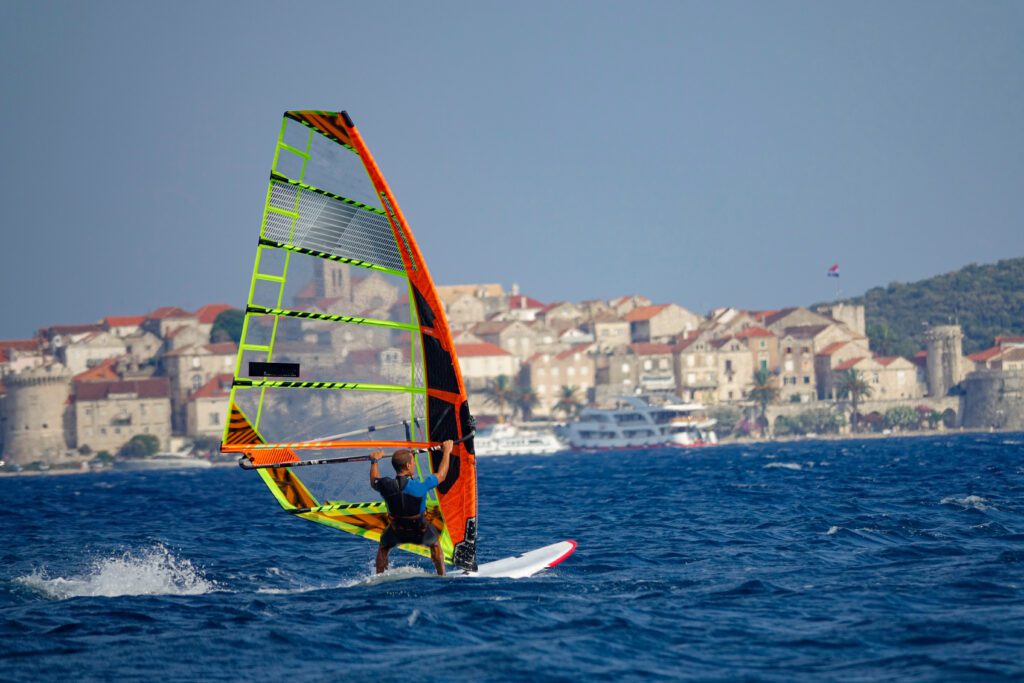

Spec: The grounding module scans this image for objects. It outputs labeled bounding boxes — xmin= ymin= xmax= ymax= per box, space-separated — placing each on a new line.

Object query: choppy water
xmin=3 ymin=433 xmax=1024 ymax=681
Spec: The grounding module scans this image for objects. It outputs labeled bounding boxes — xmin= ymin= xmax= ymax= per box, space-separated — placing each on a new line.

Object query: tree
xmin=835 ymin=369 xmax=873 ymax=432
xmin=797 ymin=407 xmax=845 ymax=435
xmin=708 ymin=406 xmax=742 ymax=438
xmin=119 ymin=434 xmax=160 ymax=458
xmin=748 ymin=368 xmax=780 ymax=434
xmin=553 ymin=385 xmax=584 ymax=419
xmin=481 ymin=375 xmax=515 ymax=423
xmin=884 ymin=405 xmax=919 ymax=431
xmin=211 ymin=309 xmax=245 ymax=343
xmin=506 ymin=382 xmax=540 ymax=422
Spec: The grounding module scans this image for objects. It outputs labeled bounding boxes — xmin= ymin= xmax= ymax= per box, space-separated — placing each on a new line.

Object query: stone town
xmin=1 ymin=265 xmax=1022 ymax=467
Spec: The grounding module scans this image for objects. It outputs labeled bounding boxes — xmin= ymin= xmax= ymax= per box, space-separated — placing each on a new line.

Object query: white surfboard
xmin=455 ymin=540 xmax=577 ymax=579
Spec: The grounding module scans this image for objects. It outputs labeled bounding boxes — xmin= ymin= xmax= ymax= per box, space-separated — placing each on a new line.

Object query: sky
xmin=1 ymin=1 xmax=1022 ymax=339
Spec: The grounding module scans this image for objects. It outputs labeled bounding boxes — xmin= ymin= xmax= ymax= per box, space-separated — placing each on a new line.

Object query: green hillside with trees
xmin=818 ymin=257 xmax=1024 ymax=357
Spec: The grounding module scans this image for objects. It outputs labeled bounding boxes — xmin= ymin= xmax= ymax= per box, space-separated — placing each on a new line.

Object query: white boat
xmin=565 ymin=395 xmax=717 ymax=450
xmin=114 ymin=452 xmax=213 ymax=470
xmin=474 ymin=422 xmax=568 ymax=456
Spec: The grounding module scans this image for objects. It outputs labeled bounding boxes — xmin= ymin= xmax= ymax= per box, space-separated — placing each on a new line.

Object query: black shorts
xmin=379 ymin=522 xmax=439 ymax=549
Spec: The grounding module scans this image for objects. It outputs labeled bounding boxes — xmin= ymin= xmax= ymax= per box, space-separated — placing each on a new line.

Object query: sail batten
xmin=223 ymin=110 xmax=478 ymax=570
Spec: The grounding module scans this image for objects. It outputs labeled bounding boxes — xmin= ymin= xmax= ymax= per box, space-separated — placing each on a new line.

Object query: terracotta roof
xmin=734 ymin=326 xmax=774 ymax=339
xmin=195 ymin=304 xmax=232 ymax=324
xmin=0 ymin=339 xmax=41 ymax=352
xmin=874 ymin=356 xmax=900 ymax=367
xmin=624 ymin=304 xmax=669 ymax=322
xmin=295 ymin=281 xmax=317 ymax=300
xmin=148 ymin=306 xmax=193 ymax=320
xmin=74 ymin=358 xmax=121 ymax=383
xmin=0 ymin=349 xmax=7 ymax=363
xmin=555 ymin=344 xmax=593 ymax=361
xmin=748 ymin=309 xmax=781 ymax=323
xmin=41 ymin=323 xmax=103 ymax=337
xmin=471 ymin=320 xmax=514 ymax=335
xmin=590 ymin=312 xmax=625 ymax=323
xmin=835 ymin=357 xmax=866 ymax=371
xmin=996 ymin=335 xmax=1024 ymax=347
xmin=455 ymin=342 xmax=512 ymax=357
xmin=761 ymin=308 xmax=797 ymax=326
xmin=75 ymin=377 xmax=170 ymax=401
xmin=345 ymin=349 xmax=379 ymax=366
xmin=189 ymin=373 xmax=233 ymax=401
xmin=104 ymin=315 xmax=146 ymax=328
xmin=969 ymin=346 xmax=1002 ymax=362
xmin=782 ymin=324 xmax=829 ymax=339
xmin=672 ymin=337 xmax=700 ymax=353
xmin=816 ymin=341 xmax=848 ymax=357
xmin=629 ymin=342 xmax=674 ymax=356
xmin=164 ymin=342 xmax=238 ymax=358
xmin=508 ymin=294 xmax=544 ymax=309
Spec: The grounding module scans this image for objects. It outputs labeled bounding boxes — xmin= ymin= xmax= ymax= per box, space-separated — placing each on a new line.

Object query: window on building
xmin=643 ymin=360 xmax=652 ymax=370
xmin=760 ymin=360 xmax=768 ymax=370
xmin=621 ymin=363 xmax=630 ymax=373
xmin=191 ymin=357 xmax=201 ymax=369
xmin=803 ymin=376 xmax=810 ymax=384
xmin=801 ymin=346 xmax=810 ymax=354
xmin=725 ymin=360 xmax=733 ymax=372
xmin=785 ymin=346 xmax=792 ymax=354
xmin=192 ymin=374 xmax=203 ymax=391
xmin=759 ymin=340 xmax=766 ymax=349
xmin=211 ymin=412 xmax=220 ymax=425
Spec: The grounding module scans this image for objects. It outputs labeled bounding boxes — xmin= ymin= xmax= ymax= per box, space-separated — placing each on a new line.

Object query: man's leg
xmin=429 ymin=542 xmax=445 ymax=576
xmin=375 ymin=544 xmax=390 ymax=574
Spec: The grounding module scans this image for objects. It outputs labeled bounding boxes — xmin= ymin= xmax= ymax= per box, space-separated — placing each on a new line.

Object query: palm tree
xmin=511 ymin=385 xmax=540 ymax=422
xmin=748 ymin=368 xmax=780 ymax=434
xmin=481 ymin=375 xmax=515 ymax=423
xmin=835 ymin=368 xmax=873 ymax=432
xmin=553 ymin=385 xmax=583 ymax=419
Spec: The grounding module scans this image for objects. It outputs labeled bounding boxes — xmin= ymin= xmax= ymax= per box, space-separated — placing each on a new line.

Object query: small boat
xmin=474 ymin=423 xmax=568 ymax=456
xmin=565 ymin=395 xmax=717 ymax=450
xmin=114 ymin=452 xmax=213 ymax=470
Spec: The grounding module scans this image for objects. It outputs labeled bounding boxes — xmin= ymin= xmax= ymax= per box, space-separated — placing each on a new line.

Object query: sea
xmin=2 ymin=432 xmax=1023 ymax=682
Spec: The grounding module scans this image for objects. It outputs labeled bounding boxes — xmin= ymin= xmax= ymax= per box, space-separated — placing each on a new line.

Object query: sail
xmin=220 ymin=111 xmax=477 ymax=570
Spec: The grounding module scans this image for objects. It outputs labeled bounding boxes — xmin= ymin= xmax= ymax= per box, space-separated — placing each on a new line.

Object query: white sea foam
xmin=763 ymin=462 xmax=802 ymax=471
xmin=827 ymin=526 xmax=841 ymax=535
xmin=14 ymin=544 xmax=217 ymax=599
xmin=941 ymin=495 xmax=993 ymax=510
xmin=407 ymin=608 xmax=420 ymax=626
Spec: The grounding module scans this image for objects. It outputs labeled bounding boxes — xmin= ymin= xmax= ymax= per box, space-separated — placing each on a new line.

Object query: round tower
xmin=924 ymin=325 xmax=964 ymax=398
xmin=1 ymin=363 xmax=73 ymax=466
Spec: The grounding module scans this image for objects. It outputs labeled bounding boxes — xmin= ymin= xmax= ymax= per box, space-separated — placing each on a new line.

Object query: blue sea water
xmin=2 ymin=433 xmax=1024 ymax=682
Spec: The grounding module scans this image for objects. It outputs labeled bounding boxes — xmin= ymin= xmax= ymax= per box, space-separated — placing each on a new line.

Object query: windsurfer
xmin=369 ymin=439 xmax=453 ymax=576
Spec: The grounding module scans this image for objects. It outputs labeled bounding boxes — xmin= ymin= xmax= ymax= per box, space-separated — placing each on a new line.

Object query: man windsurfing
xmin=369 ymin=440 xmax=453 ymax=576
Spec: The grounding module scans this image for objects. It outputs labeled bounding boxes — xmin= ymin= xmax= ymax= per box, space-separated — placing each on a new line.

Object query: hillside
xmin=818 ymin=257 xmax=1024 ymax=356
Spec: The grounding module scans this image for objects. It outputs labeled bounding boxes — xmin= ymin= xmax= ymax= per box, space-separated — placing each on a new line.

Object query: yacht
xmin=474 ymin=422 xmax=568 ymax=456
xmin=565 ymin=396 xmax=717 ymax=450
xmin=114 ymin=451 xmax=213 ymax=470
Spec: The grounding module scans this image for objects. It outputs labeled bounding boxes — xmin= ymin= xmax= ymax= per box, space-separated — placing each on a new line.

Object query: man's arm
xmin=434 ymin=440 xmax=454 ymax=484
xmin=368 ymin=449 xmax=385 ymax=489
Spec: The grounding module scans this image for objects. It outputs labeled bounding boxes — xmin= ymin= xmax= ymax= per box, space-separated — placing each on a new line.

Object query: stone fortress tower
xmin=1 ymin=363 xmax=74 ymax=466
xmin=924 ymin=325 xmax=965 ymax=397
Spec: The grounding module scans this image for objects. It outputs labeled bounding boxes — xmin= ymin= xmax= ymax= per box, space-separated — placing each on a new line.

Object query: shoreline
xmin=2 ymin=428 xmax=1022 ymax=478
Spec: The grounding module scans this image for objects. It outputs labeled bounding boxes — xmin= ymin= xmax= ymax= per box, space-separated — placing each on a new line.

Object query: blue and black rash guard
xmin=372 ymin=474 xmax=439 ymax=519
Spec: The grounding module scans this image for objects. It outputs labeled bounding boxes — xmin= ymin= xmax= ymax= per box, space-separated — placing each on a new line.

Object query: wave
xmin=13 ymin=544 xmax=217 ymax=599
xmin=941 ymin=495 xmax=994 ymax=511
xmin=763 ymin=462 xmax=803 ymax=471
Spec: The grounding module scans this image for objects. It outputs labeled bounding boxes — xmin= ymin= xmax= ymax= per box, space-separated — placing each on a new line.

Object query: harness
xmin=378 ymin=475 xmax=427 ymax=534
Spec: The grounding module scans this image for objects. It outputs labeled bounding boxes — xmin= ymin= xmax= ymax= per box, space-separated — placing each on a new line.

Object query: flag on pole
xmin=827 ymin=263 xmax=840 ymax=278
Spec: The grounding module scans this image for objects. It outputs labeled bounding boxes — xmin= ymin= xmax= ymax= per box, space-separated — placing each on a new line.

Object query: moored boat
xmin=565 ymin=395 xmax=717 ymax=450
xmin=114 ymin=452 xmax=213 ymax=470
xmin=474 ymin=423 xmax=568 ymax=456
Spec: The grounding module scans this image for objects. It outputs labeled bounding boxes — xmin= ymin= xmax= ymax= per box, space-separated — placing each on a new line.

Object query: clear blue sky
xmin=1 ymin=1 xmax=1022 ymax=339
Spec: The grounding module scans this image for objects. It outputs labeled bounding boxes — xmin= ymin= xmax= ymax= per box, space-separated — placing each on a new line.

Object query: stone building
xmin=524 ymin=345 xmax=595 ymax=416
xmin=711 ymin=337 xmax=754 ymax=403
xmin=60 ymin=331 xmax=127 ymax=374
xmin=814 ymin=339 xmax=872 ymax=400
xmin=454 ymin=342 xmax=518 ymax=391
xmin=674 ymin=339 xmax=718 ymax=403
xmin=163 ymin=342 xmax=238 ymax=431
xmin=187 ymin=374 xmax=232 ymax=438
xmin=470 ymin=320 xmax=539 ymax=362
xmin=75 ymin=378 xmax=172 ymax=453
xmin=103 ymin=315 xmax=147 ymax=338
xmin=583 ymin=313 xmax=631 ymax=352
xmin=608 ymin=295 xmax=652 ymax=317
xmin=143 ymin=306 xmax=196 ymax=338
xmin=1 ymin=363 xmax=74 ymax=466
xmin=593 ymin=346 xmax=638 ymax=406
xmin=625 ymin=304 xmax=702 ymax=344
xmin=630 ymin=343 xmax=676 ymax=393
xmin=924 ymin=325 xmax=967 ymax=397
xmin=962 ymin=369 xmax=1024 ymax=430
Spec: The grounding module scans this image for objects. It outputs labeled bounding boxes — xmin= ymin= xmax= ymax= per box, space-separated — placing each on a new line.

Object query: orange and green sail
xmin=220 ymin=110 xmax=477 ymax=570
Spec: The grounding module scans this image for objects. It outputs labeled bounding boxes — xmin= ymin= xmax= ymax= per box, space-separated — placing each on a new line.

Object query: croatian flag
xmin=827 ymin=263 xmax=840 ymax=278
